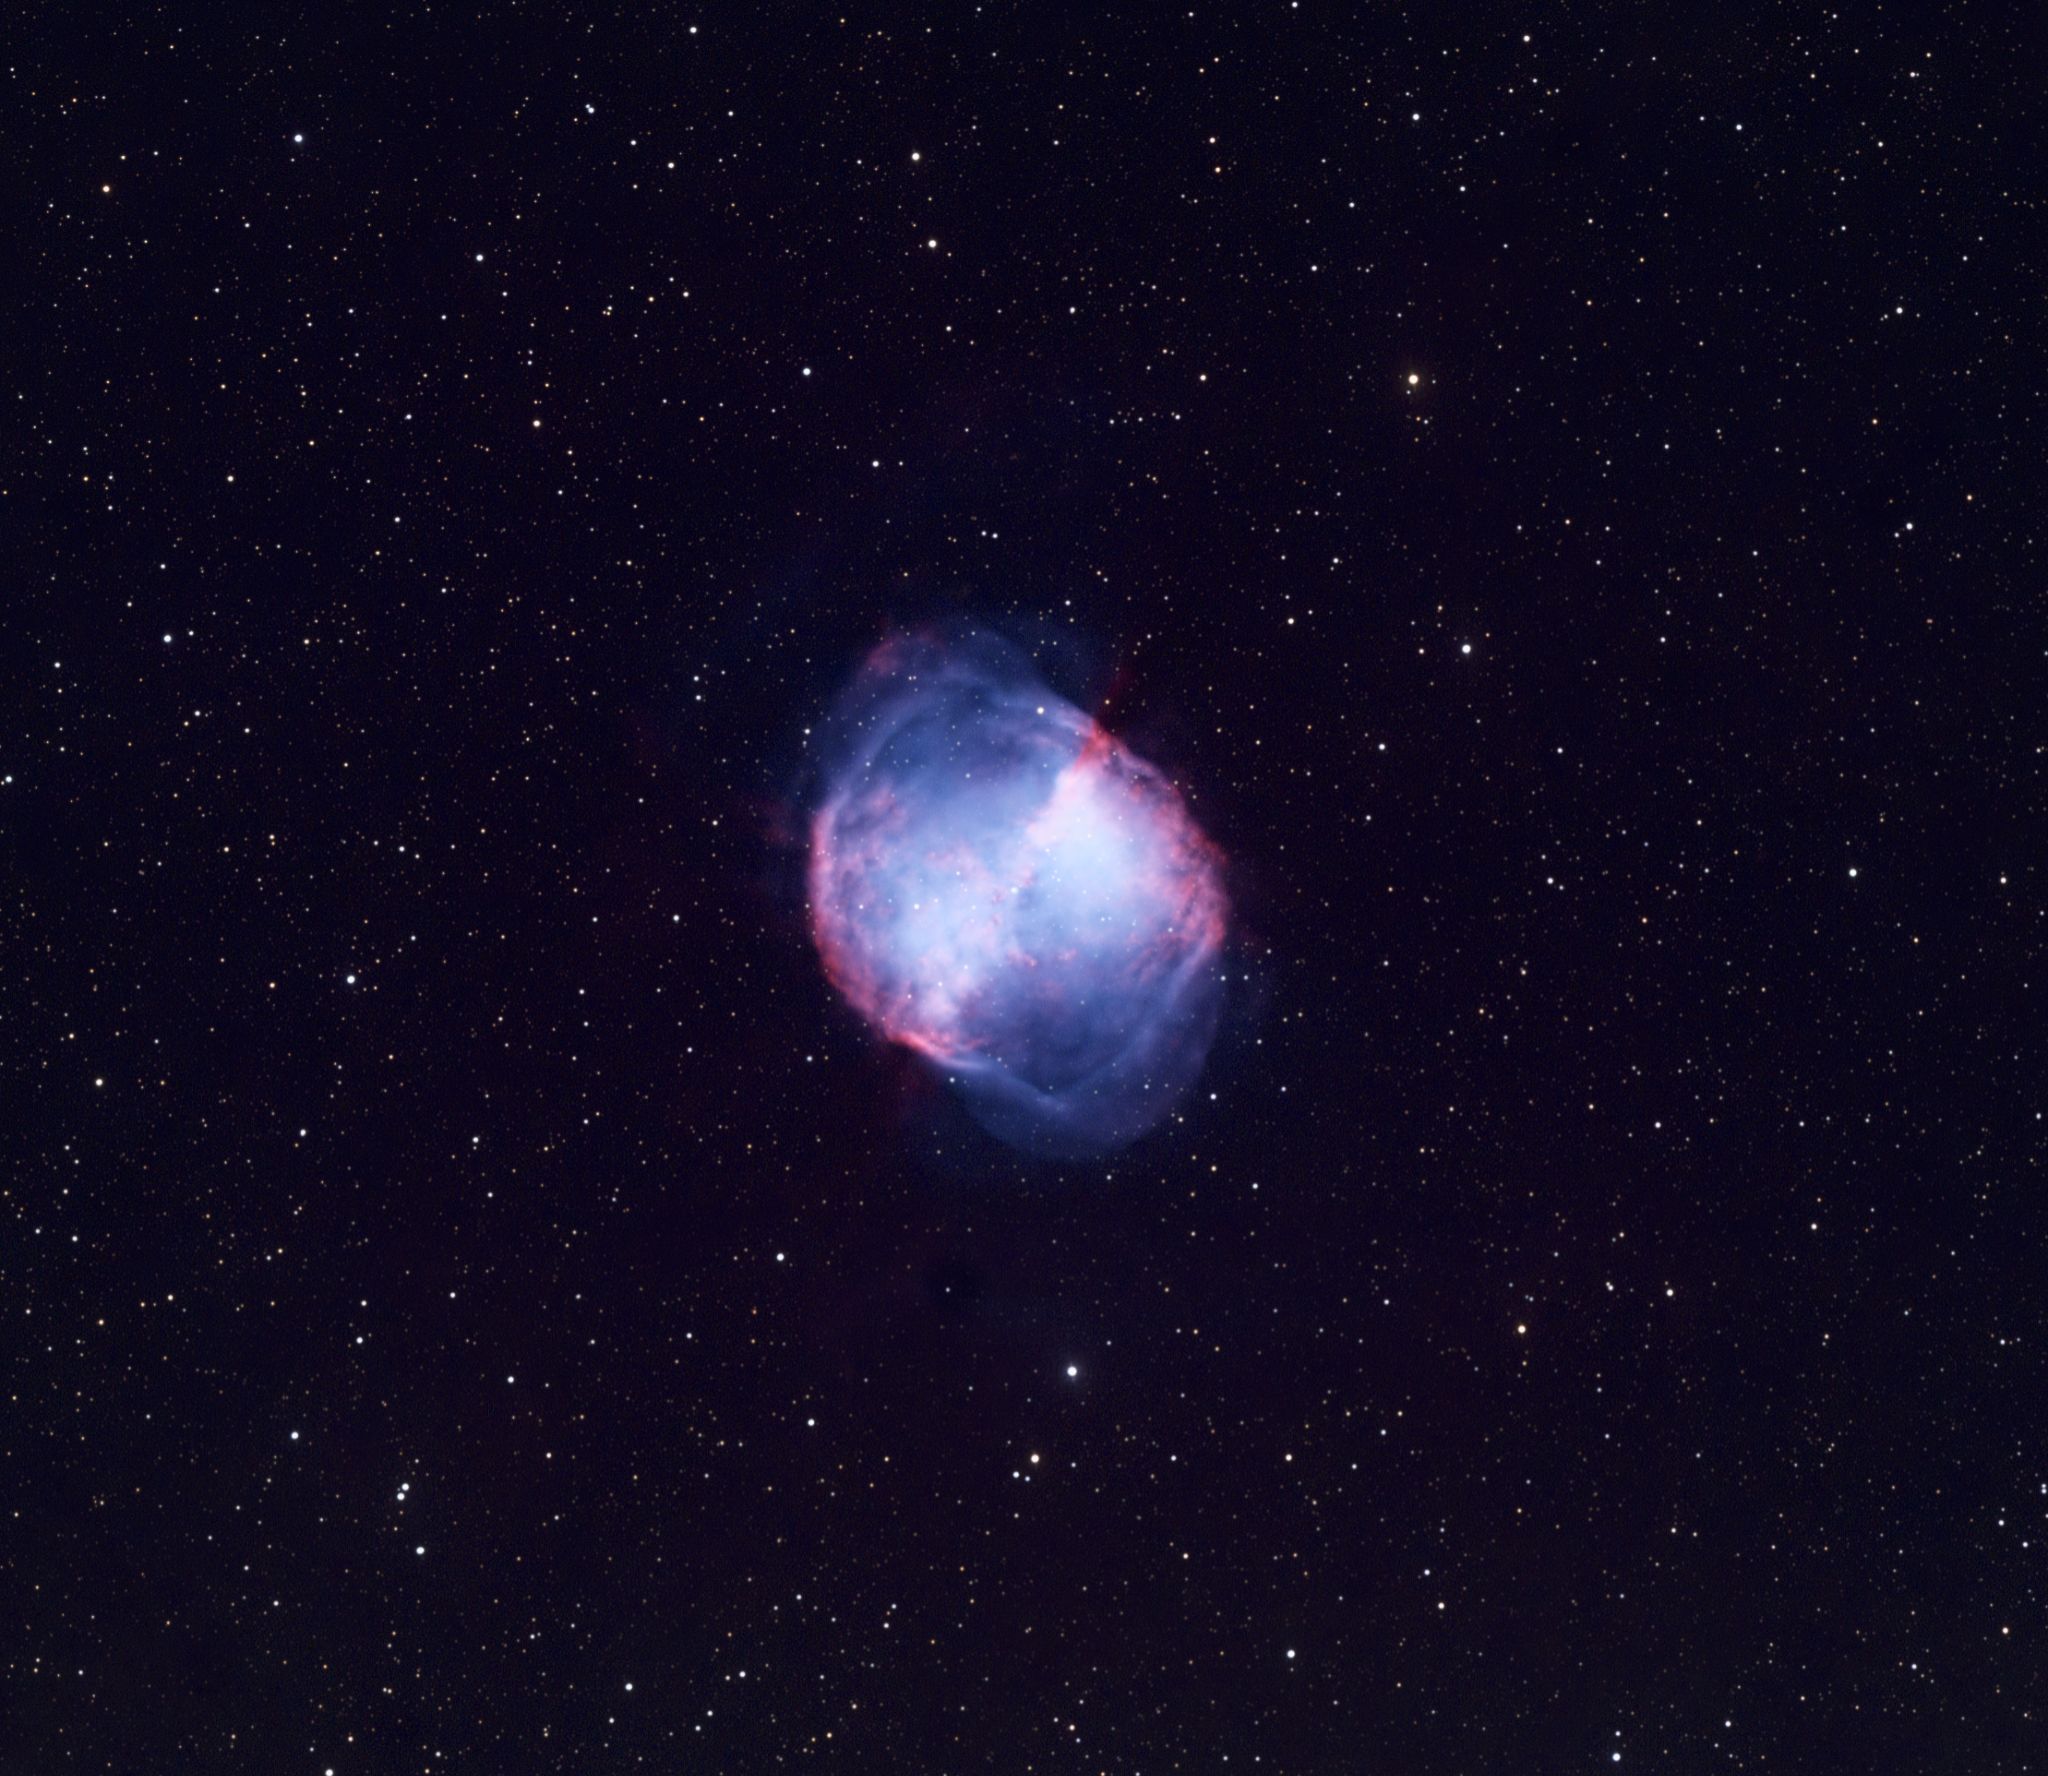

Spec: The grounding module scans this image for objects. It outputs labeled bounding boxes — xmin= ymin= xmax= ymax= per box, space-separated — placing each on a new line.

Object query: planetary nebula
xmin=808 ymin=630 xmax=1229 ymax=1158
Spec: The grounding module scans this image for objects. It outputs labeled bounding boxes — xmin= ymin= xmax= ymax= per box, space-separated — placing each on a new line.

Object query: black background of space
xmin=7 ymin=2 xmax=2043 ymax=1770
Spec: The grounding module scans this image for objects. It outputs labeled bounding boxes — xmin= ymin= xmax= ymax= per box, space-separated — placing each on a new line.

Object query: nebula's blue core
xmin=809 ymin=632 xmax=1229 ymax=1158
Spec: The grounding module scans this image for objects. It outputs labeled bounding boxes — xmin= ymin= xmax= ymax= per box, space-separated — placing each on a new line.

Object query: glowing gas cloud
xmin=808 ymin=630 xmax=1229 ymax=1157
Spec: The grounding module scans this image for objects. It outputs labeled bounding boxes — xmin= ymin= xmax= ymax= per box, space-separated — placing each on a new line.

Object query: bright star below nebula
xmin=808 ymin=629 xmax=1230 ymax=1158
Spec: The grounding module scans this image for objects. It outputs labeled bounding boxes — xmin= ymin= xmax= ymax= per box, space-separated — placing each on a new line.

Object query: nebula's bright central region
xmin=808 ymin=631 xmax=1229 ymax=1157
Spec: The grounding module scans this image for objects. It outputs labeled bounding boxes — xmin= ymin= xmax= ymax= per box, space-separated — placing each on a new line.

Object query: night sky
xmin=9 ymin=4 xmax=2044 ymax=1771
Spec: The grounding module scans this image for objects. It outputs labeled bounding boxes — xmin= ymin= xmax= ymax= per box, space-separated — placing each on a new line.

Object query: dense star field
xmin=6 ymin=4 xmax=2043 ymax=1773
